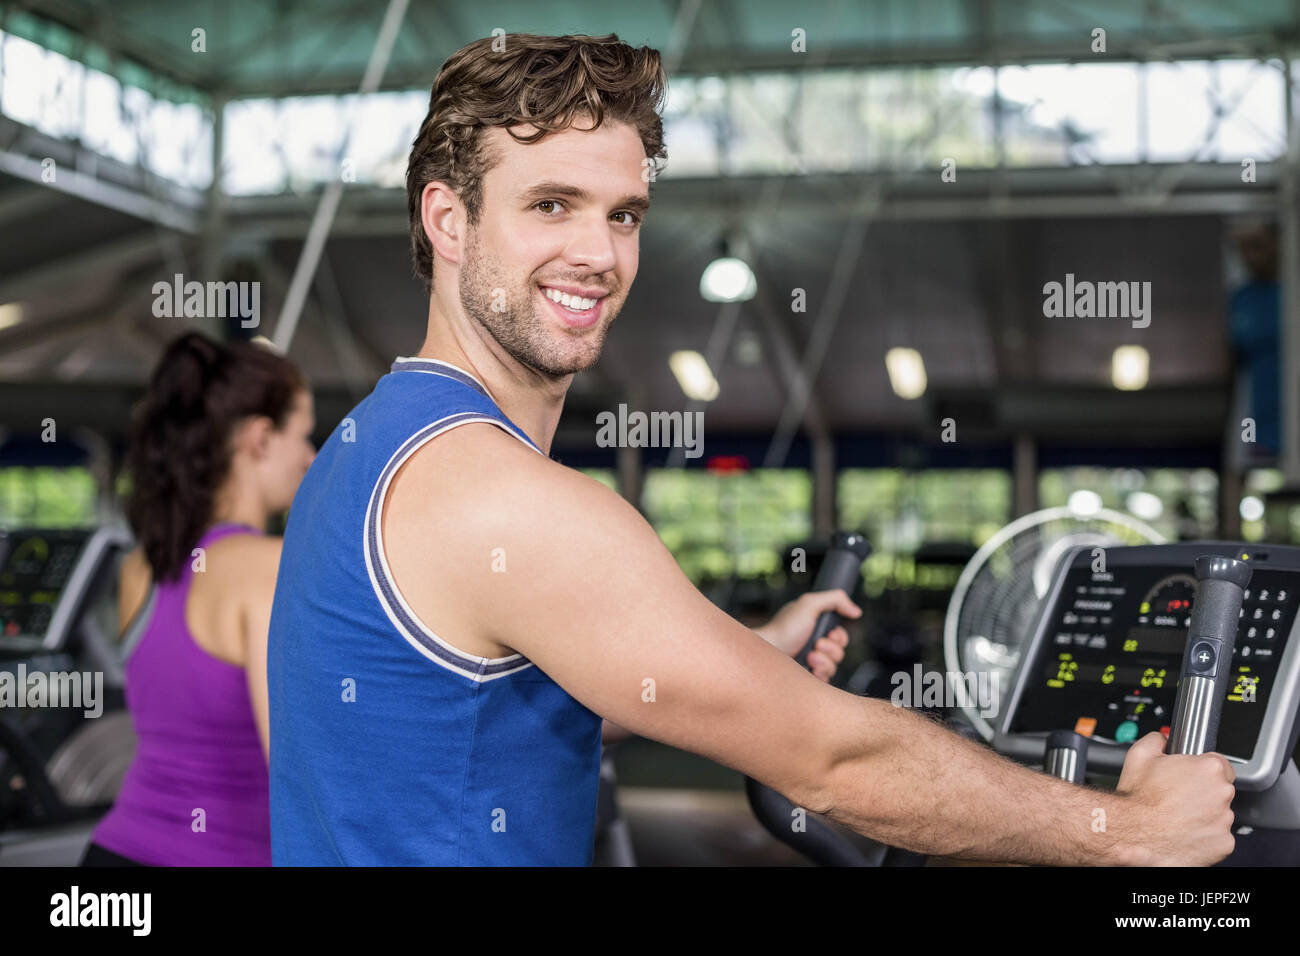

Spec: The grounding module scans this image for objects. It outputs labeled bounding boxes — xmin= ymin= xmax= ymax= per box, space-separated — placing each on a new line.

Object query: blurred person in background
xmin=1228 ymin=221 xmax=1281 ymax=465
xmin=82 ymin=332 xmax=315 ymax=866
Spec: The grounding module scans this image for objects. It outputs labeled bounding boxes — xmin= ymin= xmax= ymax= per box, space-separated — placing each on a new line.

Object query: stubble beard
xmin=458 ymin=226 xmax=615 ymax=378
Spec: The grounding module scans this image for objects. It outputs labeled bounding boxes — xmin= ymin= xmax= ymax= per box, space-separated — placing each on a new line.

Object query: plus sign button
xmin=1189 ymin=640 xmax=1217 ymax=675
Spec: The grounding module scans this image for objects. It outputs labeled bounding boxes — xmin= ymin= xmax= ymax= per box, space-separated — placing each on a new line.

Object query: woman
xmin=82 ymin=332 xmax=315 ymax=866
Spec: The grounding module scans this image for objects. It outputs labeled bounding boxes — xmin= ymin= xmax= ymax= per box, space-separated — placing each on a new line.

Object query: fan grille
xmin=944 ymin=508 xmax=1164 ymax=740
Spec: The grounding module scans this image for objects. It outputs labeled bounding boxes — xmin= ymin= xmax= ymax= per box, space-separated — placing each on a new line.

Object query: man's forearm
xmin=815 ymin=699 xmax=1144 ymax=866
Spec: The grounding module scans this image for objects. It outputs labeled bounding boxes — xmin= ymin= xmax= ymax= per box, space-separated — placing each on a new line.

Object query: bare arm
xmin=601 ymin=609 xmax=851 ymax=746
xmin=389 ymin=424 xmax=1234 ymax=866
xmin=816 ymin=704 xmax=1233 ymax=864
xmin=116 ymin=547 xmax=151 ymax=640
xmin=238 ymin=538 xmax=281 ymax=763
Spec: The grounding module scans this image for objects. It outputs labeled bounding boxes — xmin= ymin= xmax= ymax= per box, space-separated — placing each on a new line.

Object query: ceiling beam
xmin=222 ymin=163 xmax=1281 ymax=245
xmin=8 ymin=0 xmax=212 ymax=95
xmin=0 ymin=231 xmax=177 ymax=305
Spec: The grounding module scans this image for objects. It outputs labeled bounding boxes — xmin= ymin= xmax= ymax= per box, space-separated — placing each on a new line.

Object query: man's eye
xmin=614 ymin=212 xmax=642 ymax=226
xmin=535 ymin=200 xmax=562 ymax=214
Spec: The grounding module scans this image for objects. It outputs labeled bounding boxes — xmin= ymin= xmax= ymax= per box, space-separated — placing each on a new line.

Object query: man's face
xmin=457 ymin=117 xmax=649 ymax=377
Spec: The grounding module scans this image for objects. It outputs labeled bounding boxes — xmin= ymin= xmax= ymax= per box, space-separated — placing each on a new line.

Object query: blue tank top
xmin=267 ymin=357 xmax=603 ymax=865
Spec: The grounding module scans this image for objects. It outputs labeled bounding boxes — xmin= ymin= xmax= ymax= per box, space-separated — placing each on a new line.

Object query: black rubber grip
xmin=743 ymin=776 xmax=877 ymax=866
xmin=746 ymin=531 xmax=872 ymax=867
xmin=1166 ymin=555 xmax=1252 ymax=755
xmin=796 ymin=531 xmax=872 ymax=666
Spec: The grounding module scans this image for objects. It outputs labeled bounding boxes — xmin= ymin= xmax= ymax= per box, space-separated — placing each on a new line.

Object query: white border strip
xmin=364 ymin=413 xmax=542 ymax=682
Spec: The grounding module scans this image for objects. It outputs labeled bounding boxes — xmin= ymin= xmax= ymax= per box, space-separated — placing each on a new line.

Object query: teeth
xmin=542 ymin=287 xmax=596 ymax=312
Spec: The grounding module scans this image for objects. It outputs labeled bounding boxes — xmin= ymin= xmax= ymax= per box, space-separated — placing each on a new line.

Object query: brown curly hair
xmin=405 ymin=33 xmax=668 ymax=292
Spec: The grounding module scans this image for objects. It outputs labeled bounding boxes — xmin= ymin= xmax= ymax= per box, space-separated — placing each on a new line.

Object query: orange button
xmin=1074 ymin=717 xmax=1097 ymax=737
xmin=1160 ymin=725 xmax=1171 ymax=738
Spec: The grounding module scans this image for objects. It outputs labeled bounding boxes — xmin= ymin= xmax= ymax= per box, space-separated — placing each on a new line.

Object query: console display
xmin=1008 ymin=561 xmax=1295 ymax=762
xmin=0 ymin=530 xmax=91 ymax=641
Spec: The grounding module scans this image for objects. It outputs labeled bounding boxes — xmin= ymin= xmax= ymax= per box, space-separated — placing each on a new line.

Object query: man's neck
xmin=416 ymin=305 xmax=570 ymax=456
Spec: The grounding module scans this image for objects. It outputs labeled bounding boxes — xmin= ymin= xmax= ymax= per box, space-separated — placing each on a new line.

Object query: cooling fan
xmin=943 ymin=505 xmax=1165 ymax=742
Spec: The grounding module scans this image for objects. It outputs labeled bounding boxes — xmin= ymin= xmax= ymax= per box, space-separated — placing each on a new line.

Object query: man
xmin=267 ymin=33 xmax=1235 ymax=866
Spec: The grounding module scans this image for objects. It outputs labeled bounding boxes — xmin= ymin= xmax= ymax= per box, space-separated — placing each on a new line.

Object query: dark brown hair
xmin=405 ymin=33 xmax=668 ymax=291
xmin=125 ymin=332 xmax=305 ymax=582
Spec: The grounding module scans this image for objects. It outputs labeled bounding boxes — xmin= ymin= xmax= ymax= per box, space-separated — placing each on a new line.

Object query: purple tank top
xmin=92 ymin=522 xmax=271 ymax=866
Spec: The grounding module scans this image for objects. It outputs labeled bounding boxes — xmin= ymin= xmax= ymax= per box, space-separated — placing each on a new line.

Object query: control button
xmin=1278 ymin=589 xmax=1288 ymax=602
xmin=1074 ymin=717 xmax=1097 ymax=737
xmin=1160 ymin=725 xmax=1171 ymax=738
xmin=1189 ymin=640 xmax=1217 ymax=674
xmin=1266 ymin=628 xmax=1277 ymax=640
xmin=1255 ymin=648 xmax=1275 ymax=661
xmin=1245 ymin=588 xmax=1252 ymax=600
xmin=1115 ymin=721 xmax=1139 ymax=743
xmin=1247 ymin=626 xmax=1258 ymax=640
xmin=1242 ymin=646 xmax=1252 ymax=657
xmin=1272 ymin=609 xmax=1283 ymax=621
xmin=1253 ymin=608 xmax=1264 ymax=620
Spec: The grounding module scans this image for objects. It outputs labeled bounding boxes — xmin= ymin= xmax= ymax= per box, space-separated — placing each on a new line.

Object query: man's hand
xmin=754 ymin=589 xmax=860 ymax=682
xmin=1109 ymin=731 xmax=1236 ymax=865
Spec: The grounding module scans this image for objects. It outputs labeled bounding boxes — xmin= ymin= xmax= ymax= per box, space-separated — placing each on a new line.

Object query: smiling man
xmin=266 ymin=33 xmax=1236 ymax=867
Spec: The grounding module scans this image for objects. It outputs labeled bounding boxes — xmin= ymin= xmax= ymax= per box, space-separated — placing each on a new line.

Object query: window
xmin=1038 ymin=467 xmax=1218 ymax=541
xmin=838 ymin=469 xmax=1011 ymax=595
xmin=641 ymin=469 xmax=811 ymax=585
xmin=0 ymin=468 xmax=98 ymax=528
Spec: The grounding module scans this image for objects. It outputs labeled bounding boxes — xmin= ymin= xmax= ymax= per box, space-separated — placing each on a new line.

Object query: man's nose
xmin=563 ymin=215 xmax=618 ymax=273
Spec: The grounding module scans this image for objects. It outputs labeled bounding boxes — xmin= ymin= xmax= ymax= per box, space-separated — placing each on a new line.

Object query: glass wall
xmin=0 ymin=468 xmax=98 ymax=528
xmin=1038 ymin=467 xmax=1219 ymax=541
xmin=837 ymin=469 xmax=1011 ymax=596
xmin=580 ymin=469 xmax=619 ymax=494
xmin=1243 ymin=468 xmax=1293 ymax=543
xmin=641 ymin=469 xmax=812 ymax=586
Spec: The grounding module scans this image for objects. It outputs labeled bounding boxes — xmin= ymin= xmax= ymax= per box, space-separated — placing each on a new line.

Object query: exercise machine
xmin=748 ymin=535 xmax=1300 ymax=865
xmin=0 ymin=525 xmax=139 ymax=866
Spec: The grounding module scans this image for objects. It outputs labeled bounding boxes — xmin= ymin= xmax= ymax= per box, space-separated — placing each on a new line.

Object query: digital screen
xmin=1009 ymin=564 xmax=1294 ymax=761
xmin=0 ymin=530 xmax=90 ymax=641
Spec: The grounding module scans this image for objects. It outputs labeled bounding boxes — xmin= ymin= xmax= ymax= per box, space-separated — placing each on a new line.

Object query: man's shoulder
xmin=385 ymin=420 xmax=634 ymax=566
xmin=394 ymin=421 xmax=601 ymax=515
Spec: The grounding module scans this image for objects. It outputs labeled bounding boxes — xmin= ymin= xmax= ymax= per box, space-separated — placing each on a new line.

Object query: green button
xmin=1116 ymin=720 xmax=1139 ymax=743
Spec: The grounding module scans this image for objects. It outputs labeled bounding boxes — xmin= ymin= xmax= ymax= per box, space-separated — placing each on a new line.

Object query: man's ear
xmin=422 ymin=181 xmax=464 ymax=268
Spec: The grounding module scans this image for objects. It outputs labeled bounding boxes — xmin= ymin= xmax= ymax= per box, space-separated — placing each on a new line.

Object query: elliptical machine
xmin=0 ymin=525 xmax=140 ymax=865
xmin=744 ymin=533 xmax=1300 ymax=866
